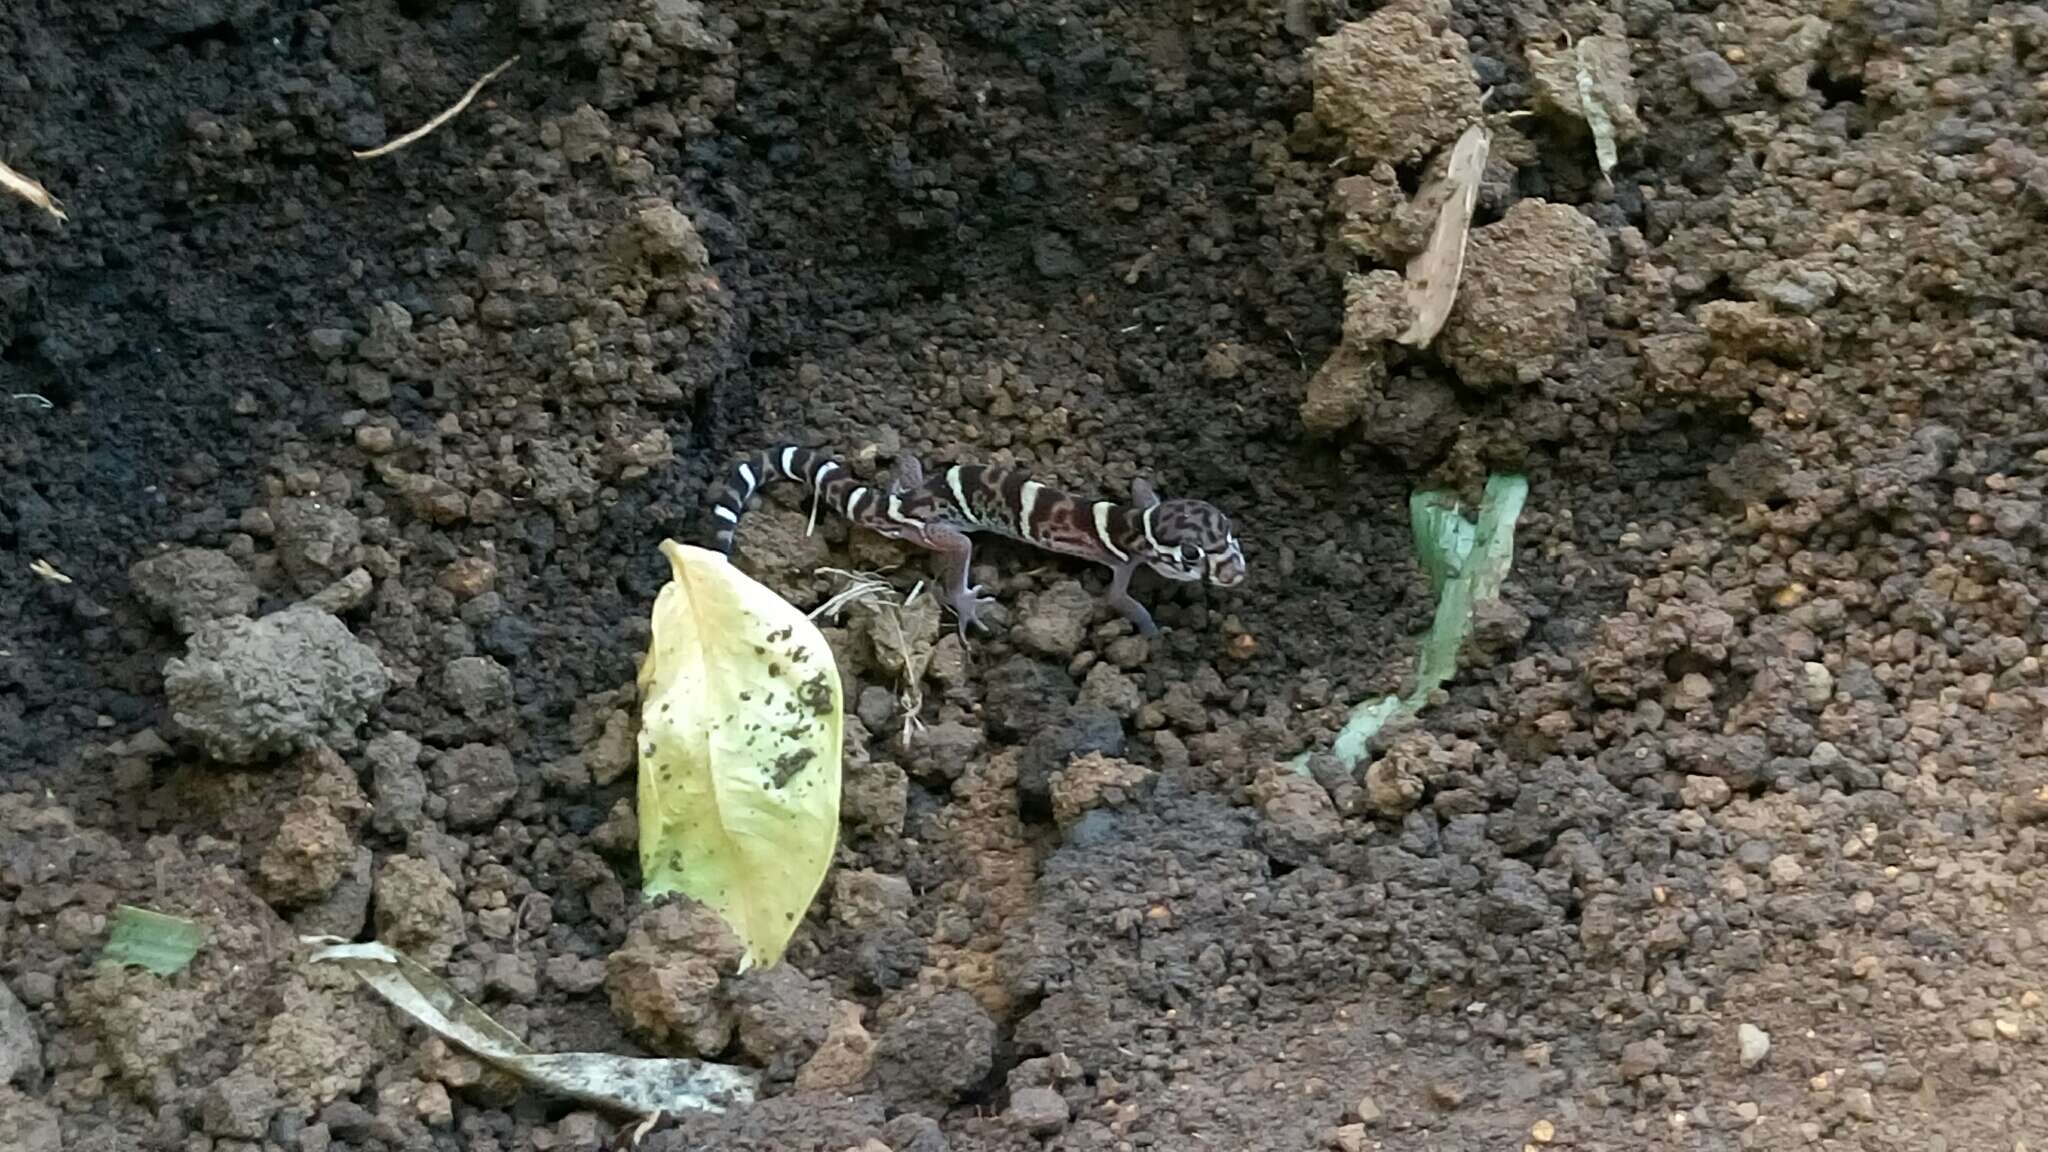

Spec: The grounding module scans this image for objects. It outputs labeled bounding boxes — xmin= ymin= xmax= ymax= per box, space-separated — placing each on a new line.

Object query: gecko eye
xmin=1177 ymin=543 xmax=1202 ymax=563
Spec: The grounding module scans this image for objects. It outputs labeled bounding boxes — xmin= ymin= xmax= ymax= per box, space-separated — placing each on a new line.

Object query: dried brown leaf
xmin=1396 ymin=124 xmax=1490 ymax=347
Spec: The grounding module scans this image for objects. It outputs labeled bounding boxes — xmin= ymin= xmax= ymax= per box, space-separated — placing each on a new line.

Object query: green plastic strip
xmin=1294 ymin=474 xmax=1530 ymax=774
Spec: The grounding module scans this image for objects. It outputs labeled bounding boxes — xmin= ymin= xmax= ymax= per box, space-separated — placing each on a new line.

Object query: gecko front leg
xmin=890 ymin=454 xmax=926 ymax=493
xmin=922 ymin=524 xmax=996 ymax=641
xmin=887 ymin=455 xmax=950 ymax=549
xmin=1106 ymin=560 xmax=1160 ymax=637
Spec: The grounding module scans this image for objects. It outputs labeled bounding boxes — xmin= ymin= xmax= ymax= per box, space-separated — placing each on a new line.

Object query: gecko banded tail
xmin=706 ymin=443 xmax=862 ymax=554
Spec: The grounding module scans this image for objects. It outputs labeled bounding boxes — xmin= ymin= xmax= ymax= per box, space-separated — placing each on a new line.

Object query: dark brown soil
xmin=6 ymin=0 xmax=2048 ymax=1150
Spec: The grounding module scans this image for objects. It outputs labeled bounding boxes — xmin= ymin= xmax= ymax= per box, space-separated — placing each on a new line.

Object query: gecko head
xmin=1142 ymin=499 xmax=1245 ymax=588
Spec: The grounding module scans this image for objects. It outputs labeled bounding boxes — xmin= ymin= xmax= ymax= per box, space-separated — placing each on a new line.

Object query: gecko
xmin=706 ymin=444 xmax=1246 ymax=640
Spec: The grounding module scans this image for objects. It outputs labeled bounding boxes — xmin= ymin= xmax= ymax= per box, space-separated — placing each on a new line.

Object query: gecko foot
xmin=949 ymin=587 xmax=998 ymax=642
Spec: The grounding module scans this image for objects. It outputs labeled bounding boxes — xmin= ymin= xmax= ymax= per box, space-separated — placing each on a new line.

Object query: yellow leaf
xmin=637 ymin=539 xmax=842 ymax=970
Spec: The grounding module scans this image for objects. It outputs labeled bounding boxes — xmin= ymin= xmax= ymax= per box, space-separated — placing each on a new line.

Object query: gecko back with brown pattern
xmin=707 ymin=443 xmax=1244 ymax=639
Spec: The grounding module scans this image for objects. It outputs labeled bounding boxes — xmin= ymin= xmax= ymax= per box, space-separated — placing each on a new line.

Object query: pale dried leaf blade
xmin=0 ymin=159 xmax=66 ymax=221
xmin=307 ymin=939 xmax=759 ymax=1115
xmin=1396 ymin=125 xmax=1490 ymax=347
xmin=637 ymin=540 xmax=842 ymax=970
xmin=1574 ymin=44 xmax=1620 ymax=179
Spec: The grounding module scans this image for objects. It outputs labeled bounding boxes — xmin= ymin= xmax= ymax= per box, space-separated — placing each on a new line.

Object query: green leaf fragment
xmin=99 ymin=905 xmax=203 ymax=976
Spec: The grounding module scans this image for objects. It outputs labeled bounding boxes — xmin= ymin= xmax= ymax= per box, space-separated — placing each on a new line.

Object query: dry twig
xmin=809 ymin=567 xmax=896 ymax=622
xmin=810 ymin=568 xmax=937 ymax=744
xmin=881 ymin=583 xmax=934 ymax=744
xmin=0 ymin=159 xmax=66 ymax=221
xmin=353 ymin=56 xmax=519 ymax=161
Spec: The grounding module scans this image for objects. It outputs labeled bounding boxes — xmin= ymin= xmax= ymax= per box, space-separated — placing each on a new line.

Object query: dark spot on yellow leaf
xmin=771 ymin=747 xmax=815 ymax=788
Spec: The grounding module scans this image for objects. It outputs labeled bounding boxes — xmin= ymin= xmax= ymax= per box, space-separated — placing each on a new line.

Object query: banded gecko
xmin=707 ymin=444 xmax=1246 ymax=639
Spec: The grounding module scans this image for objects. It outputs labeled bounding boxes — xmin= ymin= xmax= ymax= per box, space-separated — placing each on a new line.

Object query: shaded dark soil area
xmin=7 ymin=1 xmax=2048 ymax=1151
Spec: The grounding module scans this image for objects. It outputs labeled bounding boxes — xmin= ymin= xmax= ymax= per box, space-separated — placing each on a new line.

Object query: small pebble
xmin=1008 ymin=1086 xmax=1069 ymax=1136
xmin=1970 ymin=1042 xmax=2002 ymax=1073
xmin=1738 ymin=1023 xmax=1770 ymax=1069
xmin=1681 ymin=774 xmax=1732 ymax=809
xmin=1801 ymin=661 xmax=1833 ymax=705
xmin=1620 ymin=1038 xmax=1668 ymax=1080
xmin=1671 ymin=672 xmax=1715 ymax=710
